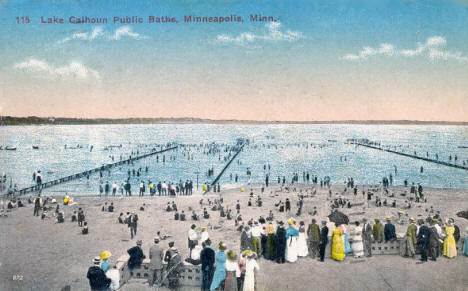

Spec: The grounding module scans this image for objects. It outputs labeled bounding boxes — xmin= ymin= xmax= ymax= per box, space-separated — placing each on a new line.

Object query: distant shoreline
xmin=1 ymin=116 xmax=468 ymax=126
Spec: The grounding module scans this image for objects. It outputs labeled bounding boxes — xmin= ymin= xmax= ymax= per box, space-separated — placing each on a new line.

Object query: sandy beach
xmin=1 ymin=184 xmax=467 ymax=291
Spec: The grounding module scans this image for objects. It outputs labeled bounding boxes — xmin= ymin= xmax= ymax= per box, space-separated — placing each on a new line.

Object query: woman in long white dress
xmin=285 ymin=218 xmax=299 ymax=262
xmin=243 ymin=251 xmax=260 ymax=291
xmin=297 ymin=221 xmax=309 ymax=257
xmin=350 ymin=221 xmax=364 ymax=258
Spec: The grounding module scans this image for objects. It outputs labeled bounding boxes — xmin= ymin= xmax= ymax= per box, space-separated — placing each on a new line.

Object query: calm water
xmin=0 ymin=124 xmax=467 ymax=195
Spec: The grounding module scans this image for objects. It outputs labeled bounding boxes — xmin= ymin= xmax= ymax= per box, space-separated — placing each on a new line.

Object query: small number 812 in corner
xmin=13 ymin=274 xmax=23 ymax=281
xmin=16 ymin=16 xmax=30 ymax=24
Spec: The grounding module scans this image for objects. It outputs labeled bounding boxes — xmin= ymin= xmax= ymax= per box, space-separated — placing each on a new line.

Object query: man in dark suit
xmin=200 ymin=240 xmax=215 ymax=291
xmin=149 ymin=238 xmax=163 ymax=286
xmin=417 ymin=219 xmax=430 ymax=262
xmin=274 ymin=221 xmax=287 ymax=264
xmin=319 ymin=220 xmax=329 ymax=262
xmin=127 ymin=240 xmax=145 ymax=270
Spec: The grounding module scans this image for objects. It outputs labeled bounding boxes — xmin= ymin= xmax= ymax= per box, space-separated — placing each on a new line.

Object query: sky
xmin=0 ymin=0 xmax=468 ymax=121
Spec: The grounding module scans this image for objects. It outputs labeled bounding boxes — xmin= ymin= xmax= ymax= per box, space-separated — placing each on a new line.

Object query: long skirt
xmin=400 ymin=235 xmax=415 ymax=257
xmin=343 ymin=234 xmax=352 ymax=254
xmin=331 ymin=235 xmax=345 ymax=261
xmin=285 ymin=236 xmax=298 ymax=262
xmin=243 ymin=270 xmax=255 ymax=291
xmin=297 ymin=233 xmax=309 ymax=257
xmin=224 ymin=271 xmax=238 ymax=291
xmin=350 ymin=236 xmax=364 ymax=257
xmin=265 ymin=234 xmax=275 ymax=260
xmin=210 ymin=265 xmax=226 ymax=290
xmin=443 ymin=235 xmax=457 ymax=258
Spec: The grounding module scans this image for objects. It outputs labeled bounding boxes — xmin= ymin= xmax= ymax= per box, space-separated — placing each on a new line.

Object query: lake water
xmin=0 ymin=123 xmax=467 ymax=195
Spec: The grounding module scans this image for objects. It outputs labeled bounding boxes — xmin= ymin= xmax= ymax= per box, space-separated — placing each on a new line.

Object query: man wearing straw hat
xmin=86 ymin=256 xmax=111 ymax=291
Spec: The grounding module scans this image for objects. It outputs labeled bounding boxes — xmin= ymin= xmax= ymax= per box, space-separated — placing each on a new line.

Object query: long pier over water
xmin=350 ymin=141 xmax=468 ymax=171
xmin=15 ymin=145 xmax=178 ymax=196
xmin=205 ymin=141 xmax=246 ymax=193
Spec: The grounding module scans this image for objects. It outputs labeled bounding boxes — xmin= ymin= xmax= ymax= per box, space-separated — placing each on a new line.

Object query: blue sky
xmin=1 ymin=0 xmax=467 ymax=121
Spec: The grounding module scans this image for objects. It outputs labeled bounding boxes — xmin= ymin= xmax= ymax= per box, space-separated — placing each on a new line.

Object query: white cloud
xmin=14 ymin=58 xmax=101 ymax=80
xmin=58 ymin=26 xmax=147 ymax=44
xmin=342 ymin=36 xmax=468 ymax=63
xmin=216 ymin=21 xmax=303 ymax=46
xmin=109 ymin=26 xmax=147 ymax=40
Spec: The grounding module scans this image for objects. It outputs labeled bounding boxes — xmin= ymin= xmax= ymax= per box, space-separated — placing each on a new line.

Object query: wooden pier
xmin=206 ymin=142 xmax=246 ymax=192
xmin=15 ymin=145 xmax=178 ymax=196
xmin=350 ymin=142 xmax=468 ymax=171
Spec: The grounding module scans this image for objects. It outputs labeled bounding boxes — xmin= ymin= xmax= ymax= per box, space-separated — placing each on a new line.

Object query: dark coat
xmin=127 ymin=246 xmax=145 ymax=269
xmin=429 ymin=226 xmax=440 ymax=247
xmin=200 ymin=247 xmax=215 ymax=271
xmin=384 ymin=223 xmax=396 ymax=241
xmin=417 ymin=225 xmax=430 ymax=248
xmin=275 ymin=226 xmax=287 ymax=257
xmin=320 ymin=226 xmax=329 ymax=245
xmin=86 ymin=266 xmax=111 ymax=290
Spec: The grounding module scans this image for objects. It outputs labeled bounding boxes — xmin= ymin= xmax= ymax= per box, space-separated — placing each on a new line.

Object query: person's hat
xmin=100 ymin=250 xmax=112 ymax=260
xmin=242 ymin=249 xmax=253 ymax=257
xmin=136 ymin=240 xmax=143 ymax=245
xmin=227 ymin=250 xmax=237 ymax=260
xmin=288 ymin=218 xmax=294 ymax=225
xmin=51 ymin=199 xmax=57 ymax=204
xmin=433 ymin=218 xmax=438 ymax=223
xmin=385 ymin=216 xmax=391 ymax=221
xmin=154 ymin=237 xmax=160 ymax=243
xmin=311 ymin=218 xmax=317 ymax=223
xmin=93 ymin=256 xmax=101 ymax=265
xmin=201 ymin=227 xmax=206 ymax=231
xmin=409 ymin=217 xmax=415 ymax=223
xmin=398 ymin=211 xmax=404 ymax=214
xmin=278 ymin=221 xmax=284 ymax=225
xmin=375 ymin=218 xmax=380 ymax=222
xmin=168 ymin=241 xmax=175 ymax=247
xmin=218 ymin=242 xmax=227 ymax=251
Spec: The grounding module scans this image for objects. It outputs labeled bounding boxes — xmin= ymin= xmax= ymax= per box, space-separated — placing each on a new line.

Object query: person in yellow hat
xmin=224 ymin=250 xmax=240 ymax=291
xmin=100 ymin=251 xmax=112 ymax=273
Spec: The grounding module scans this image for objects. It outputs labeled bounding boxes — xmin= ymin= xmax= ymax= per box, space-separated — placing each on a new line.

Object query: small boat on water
xmin=458 ymin=146 xmax=468 ymax=149
xmin=32 ymin=146 xmax=39 ymax=149
xmin=5 ymin=146 xmax=17 ymax=151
